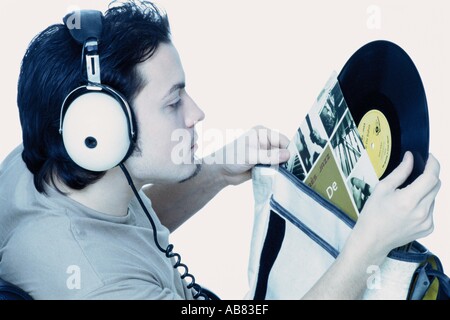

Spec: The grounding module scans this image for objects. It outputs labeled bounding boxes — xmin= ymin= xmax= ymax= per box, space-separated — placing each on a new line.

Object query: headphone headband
xmin=64 ymin=10 xmax=104 ymax=85
xmin=63 ymin=10 xmax=104 ymax=45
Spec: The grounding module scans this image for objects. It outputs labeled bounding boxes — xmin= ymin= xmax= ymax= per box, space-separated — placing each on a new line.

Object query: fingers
xmin=256 ymin=147 xmax=291 ymax=165
xmin=274 ymin=132 xmax=291 ymax=149
xmin=424 ymin=154 xmax=440 ymax=177
xmin=414 ymin=183 xmax=440 ymax=239
xmin=380 ymin=151 xmax=414 ymax=191
xmin=247 ymin=126 xmax=291 ymax=164
xmin=403 ymin=154 xmax=441 ymax=202
xmin=252 ymin=126 xmax=290 ymax=150
xmin=418 ymin=178 xmax=441 ymax=212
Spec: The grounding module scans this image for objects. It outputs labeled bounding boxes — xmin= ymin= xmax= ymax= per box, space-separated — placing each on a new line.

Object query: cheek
xmin=137 ymin=114 xmax=181 ymax=160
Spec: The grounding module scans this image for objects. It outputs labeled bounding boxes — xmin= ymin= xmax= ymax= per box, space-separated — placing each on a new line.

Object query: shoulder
xmin=0 ymin=145 xmax=28 ymax=191
xmin=0 ymin=212 xmax=104 ymax=299
xmin=0 ymin=145 xmax=23 ymax=170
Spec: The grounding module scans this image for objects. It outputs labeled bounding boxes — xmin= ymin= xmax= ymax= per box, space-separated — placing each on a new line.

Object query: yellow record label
xmin=357 ymin=109 xmax=391 ymax=178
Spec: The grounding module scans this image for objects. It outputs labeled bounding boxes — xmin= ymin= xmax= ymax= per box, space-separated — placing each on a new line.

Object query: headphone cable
xmin=119 ymin=163 xmax=217 ymax=300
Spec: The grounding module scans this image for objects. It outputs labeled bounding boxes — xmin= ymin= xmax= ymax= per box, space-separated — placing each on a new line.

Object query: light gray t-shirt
xmin=0 ymin=146 xmax=194 ymax=300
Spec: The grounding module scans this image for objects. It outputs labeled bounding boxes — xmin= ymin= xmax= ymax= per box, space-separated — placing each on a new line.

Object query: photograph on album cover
xmin=292 ymin=127 xmax=314 ymax=173
xmin=346 ymin=154 xmax=379 ymax=212
xmin=284 ymin=151 xmax=306 ymax=181
xmin=319 ymin=80 xmax=347 ymax=138
xmin=330 ymin=110 xmax=365 ymax=178
xmin=299 ymin=114 xmax=328 ymax=172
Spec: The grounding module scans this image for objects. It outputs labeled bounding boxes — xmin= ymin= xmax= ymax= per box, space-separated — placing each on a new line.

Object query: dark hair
xmin=17 ymin=1 xmax=171 ymax=194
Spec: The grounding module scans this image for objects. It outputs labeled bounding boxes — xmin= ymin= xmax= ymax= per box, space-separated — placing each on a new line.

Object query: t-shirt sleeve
xmin=81 ymin=280 xmax=186 ymax=300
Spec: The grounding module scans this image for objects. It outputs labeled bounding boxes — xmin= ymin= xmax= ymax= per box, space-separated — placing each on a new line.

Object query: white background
xmin=1 ymin=0 xmax=449 ymax=300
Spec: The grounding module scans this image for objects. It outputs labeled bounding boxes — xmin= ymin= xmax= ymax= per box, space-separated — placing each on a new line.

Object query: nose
xmin=184 ymin=93 xmax=205 ymax=128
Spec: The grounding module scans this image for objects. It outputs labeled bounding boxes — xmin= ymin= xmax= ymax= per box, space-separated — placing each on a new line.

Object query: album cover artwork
xmin=284 ymin=72 xmax=379 ymax=220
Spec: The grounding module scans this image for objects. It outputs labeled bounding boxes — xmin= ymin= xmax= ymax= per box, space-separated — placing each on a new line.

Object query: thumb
xmin=380 ymin=151 xmax=414 ymax=190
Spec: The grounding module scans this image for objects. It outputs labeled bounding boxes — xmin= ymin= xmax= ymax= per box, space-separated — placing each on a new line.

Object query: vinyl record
xmin=338 ymin=40 xmax=429 ymax=187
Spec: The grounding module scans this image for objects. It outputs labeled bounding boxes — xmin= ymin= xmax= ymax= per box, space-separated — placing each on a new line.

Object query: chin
xmin=178 ymin=163 xmax=202 ymax=183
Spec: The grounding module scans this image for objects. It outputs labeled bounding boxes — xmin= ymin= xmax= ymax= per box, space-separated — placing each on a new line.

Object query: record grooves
xmin=338 ymin=40 xmax=429 ymax=187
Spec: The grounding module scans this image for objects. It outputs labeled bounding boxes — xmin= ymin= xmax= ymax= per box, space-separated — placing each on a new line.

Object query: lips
xmin=191 ymin=132 xmax=198 ymax=151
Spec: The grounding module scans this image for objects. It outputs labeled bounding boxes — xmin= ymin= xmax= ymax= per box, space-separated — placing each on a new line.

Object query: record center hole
xmin=371 ymin=142 xmax=375 ymax=149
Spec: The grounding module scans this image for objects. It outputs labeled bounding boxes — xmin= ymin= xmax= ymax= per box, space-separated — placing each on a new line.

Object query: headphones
xmin=60 ymin=10 xmax=136 ymax=172
xmin=59 ymin=9 xmax=219 ymax=301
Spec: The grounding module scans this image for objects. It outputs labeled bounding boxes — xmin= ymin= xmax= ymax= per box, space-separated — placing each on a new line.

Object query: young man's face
xmin=125 ymin=42 xmax=205 ymax=185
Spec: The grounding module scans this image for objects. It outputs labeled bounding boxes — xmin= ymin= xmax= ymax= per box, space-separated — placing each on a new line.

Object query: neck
xmin=63 ymin=166 xmax=141 ymax=217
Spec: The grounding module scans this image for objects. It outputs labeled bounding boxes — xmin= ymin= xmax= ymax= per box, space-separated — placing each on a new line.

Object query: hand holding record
xmin=338 ymin=40 xmax=433 ymax=252
xmin=351 ymin=152 xmax=441 ymax=258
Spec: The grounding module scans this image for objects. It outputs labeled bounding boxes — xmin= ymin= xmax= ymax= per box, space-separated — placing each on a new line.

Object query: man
xmin=0 ymin=1 xmax=441 ymax=299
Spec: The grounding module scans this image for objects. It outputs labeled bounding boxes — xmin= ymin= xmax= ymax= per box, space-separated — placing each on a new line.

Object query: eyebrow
xmin=162 ymin=82 xmax=185 ymax=101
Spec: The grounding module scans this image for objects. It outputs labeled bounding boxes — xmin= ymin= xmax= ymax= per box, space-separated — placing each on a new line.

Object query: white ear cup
xmin=62 ymin=92 xmax=131 ymax=171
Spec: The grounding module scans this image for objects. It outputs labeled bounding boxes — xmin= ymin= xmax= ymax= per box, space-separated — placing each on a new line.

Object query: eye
xmin=167 ymin=99 xmax=181 ymax=110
